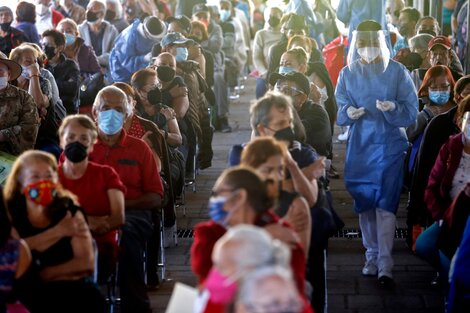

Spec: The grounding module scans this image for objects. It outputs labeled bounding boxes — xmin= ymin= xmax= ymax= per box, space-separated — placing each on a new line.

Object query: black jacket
xmin=298 ymin=100 xmax=332 ymax=157
xmin=407 ymin=106 xmax=461 ymax=226
xmin=0 ymin=27 xmax=25 ymax=56
xmin=45 ymin=54 xmax=80 ymax=114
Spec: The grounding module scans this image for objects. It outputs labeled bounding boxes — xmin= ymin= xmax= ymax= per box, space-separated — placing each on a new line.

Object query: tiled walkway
xmin=149 ymin=79 xmax=445 ymax=313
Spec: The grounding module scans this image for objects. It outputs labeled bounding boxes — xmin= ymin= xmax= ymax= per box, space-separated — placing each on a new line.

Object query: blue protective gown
xmin=109 ymin=19 xmax=155 ymax=83
xmin=336 ymin=0 xmax=387 ymax=43
xmin=335 ymin=60 xmax=418 ymax=214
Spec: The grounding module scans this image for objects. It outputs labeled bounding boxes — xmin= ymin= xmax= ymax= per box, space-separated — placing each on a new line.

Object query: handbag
xmin=80 ymin=72 xmax=105 ymax=106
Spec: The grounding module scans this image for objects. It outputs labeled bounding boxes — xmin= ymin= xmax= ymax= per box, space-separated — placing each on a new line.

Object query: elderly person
xmin=79 ymin=0 xmax=119 ymax=71
xmin=14 ymin=2 xmax=40 ymax=45
xmin=57 ymin=18 xmax=101 ymax=79
xmin=236 ymin=266 xmax=304 ymax=313
xmin=9 ymin=45 xmax=64 ymax=155
xmin=89 ymin=86 xmax=163 ymax=313
xmin=4 ymin=150 xmax=106 ymax=313
xmin=105 ymin=0 xmax=129 ymax=32
xmin=35 ymin=0 xmax=65 ymax=35
xmin=408 ymin=33 xmax=434 ymax=68
xmin=0 ymin=52 xmax=39 ymax=156
xmin=0 ymin=6 xmax=26 ymax=56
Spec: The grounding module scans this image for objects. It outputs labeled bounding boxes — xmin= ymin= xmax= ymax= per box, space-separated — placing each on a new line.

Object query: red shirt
xmin=58 ymin=161 xmax=126 ymax=217
xmin=89 ymin=130 xmax=163 ymax=200
xmin=190 ymin=211 xmax=307 ymax=293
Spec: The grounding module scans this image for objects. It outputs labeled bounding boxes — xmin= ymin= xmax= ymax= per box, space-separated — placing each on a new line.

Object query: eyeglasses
xmin=275 ymin=85 xmax=305 ymax=97
xmin=210 ymin=188 xmax=235 ymax=197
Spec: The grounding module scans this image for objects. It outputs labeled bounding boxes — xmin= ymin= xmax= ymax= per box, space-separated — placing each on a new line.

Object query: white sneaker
xmin=337 ymin=126 xmax=349 ymax=141
xmin=362 ymin=261 xmax=378 ymax=276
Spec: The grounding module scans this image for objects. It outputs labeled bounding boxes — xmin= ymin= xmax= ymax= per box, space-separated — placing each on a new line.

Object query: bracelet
xmin=29 ymin=74 xmax=40 ymax=78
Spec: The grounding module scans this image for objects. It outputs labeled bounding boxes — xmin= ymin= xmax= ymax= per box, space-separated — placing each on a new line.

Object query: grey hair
xmin=92 ymin=86 xmax=132 ymax=117
xmin=87 ymin=0 xmax=106 ymax=13
xmin=106 ymin=0 xmax=123 ymax=19
xmin=249 ymin=91 xmax=294 ymax=136
xmin=415 ymin=16 xmax=440 ymax=33
xmin=237 ymin=266 xmax=298 ymax=306
xmin=409 ymin=33 xmax=434 ymax=52
xmin=213 ymin=225 xmax=291 ymax=272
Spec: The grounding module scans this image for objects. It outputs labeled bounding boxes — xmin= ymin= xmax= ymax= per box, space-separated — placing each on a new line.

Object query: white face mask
xmin=319 ymin=86 xmax=328 ymax=103
xmin=0 ymin=76 xmax=8 ymax=89
xmin=357 ymin=47 xmax=381 ymax=63
xmin=36 ymin=4 xmax=49 ymax=16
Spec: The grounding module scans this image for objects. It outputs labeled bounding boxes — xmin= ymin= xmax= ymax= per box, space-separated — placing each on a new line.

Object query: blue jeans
xmin=415 ymin=222 xmax=441 ymax=269
xmin=256 ymin=77 xmax=267 ymax=99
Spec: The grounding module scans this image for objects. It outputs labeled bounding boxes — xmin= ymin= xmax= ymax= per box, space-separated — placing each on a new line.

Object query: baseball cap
xmin=269 ymin=72 xmax=310 ymax=95
xmin=428 ymin=36 xmax=451 ymax=50
xmin=166 ymin=15 xmax=192 ymax=35
xmin=160 ymin=32 xmax=194 ymax=48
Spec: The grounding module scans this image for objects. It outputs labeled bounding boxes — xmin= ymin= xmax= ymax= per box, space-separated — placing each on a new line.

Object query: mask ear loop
xmin=221 ymin=189 xmax=241 ymax=227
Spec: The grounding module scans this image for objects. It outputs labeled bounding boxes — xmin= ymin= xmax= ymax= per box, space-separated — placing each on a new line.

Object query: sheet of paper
xmin=165 ymin=282 xmax=198 ymax=313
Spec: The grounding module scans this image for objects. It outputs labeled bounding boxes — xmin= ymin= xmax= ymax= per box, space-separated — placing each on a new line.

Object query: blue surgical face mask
xmin=428 ymin=89 xmax=450 ymax=105
xmin=64 ymin=32 xmax=75 ymax=46
xmin=21 ymin=66 xmax=30 ymax=79
xmin=279 ymin=66 xmax=295 ymax=74
xmin=175 ymin=47 xmax=188 ymax=62
xmin=98 ymin=109 xmax=124 ymax=135
xmin=220 ymin=9 xmax=231 ymax=22
xmin=208 ymin=196 xmax=228 ymax=224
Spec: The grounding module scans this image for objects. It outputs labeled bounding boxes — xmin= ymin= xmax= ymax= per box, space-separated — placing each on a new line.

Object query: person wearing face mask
xmin=407 ymin=65 xmax=456 ymax=143
xmin=407 ymin=76 xmax=470 ymax=252
xmin=109 ymin=15 xmax=167 ymax=83
xmin=35 ymin=0 xmax=65 ymax=35
xmin=79 ymin=0 xmax=119 ymax=74
xmin=55 ymin=0 xmax=85 ymax=24
xmin=392 ymin=7 xmax=421 ymax=56
xmin=270 ymin=71 xmax=332 ymax=159
xmin=57 ymin=18 xmax=101 ymax=80
xmin=0 ymin=6 xmax=26 ymax=56
xmin=4 ymin=150 xmax=107 ymax=313
xmin=105 ymin=0 xmax=129 ymax=32
xmin=252 ymin=6 xmax=283 ymax=98
xmin=200 ymin=226 xmax=312 ymax=313
xmin=42 ymin=29 xmax=80 ymax=114
xmin=336 ymin=20 xmax=418 ymax=288
xmin=416 ymin=103 xmax=470 ymax=285
xmin=191 ymin=167 xmax=309 ymax=300
xmin=0 ymin=52 xmax=39 ymax=156
xmin=57 ymin=115 xmax=125 ymax=284
xmin=90 ymin=86 xmax=164 ymax=313
xmin=160 ymin=32 xmax=214 ymax=169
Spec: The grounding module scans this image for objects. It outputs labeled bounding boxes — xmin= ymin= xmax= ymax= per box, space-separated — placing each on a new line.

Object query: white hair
xmin=213 ymin=225 xmax=291 ymax=272
xmin=92 ymin=86 xmax=132 ymax=117
xmin=237 ymin=266 xmax=298 ymax=305
xmin=86 ymin=0 xmax=106 ymax=13
xmin=106 ymin=0 xmax=123 ymax=19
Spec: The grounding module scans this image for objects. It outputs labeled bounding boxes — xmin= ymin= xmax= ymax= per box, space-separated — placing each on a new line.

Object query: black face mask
xmin=0 ymin=21 xmax=12 ymax=32
xmin=157 ymin=66 xmax=176 ymax=82
xmin=43 ymin=45 xmax=56 ymax=60
xmin=86 ymin=10 xmax=99 ymax=22
xmin=105 ymin=10 xmax=116 ymax=21
xmin=418 ymin=29 xmax=437 ymax=37
xmin=64 ymin=141 xmax=88 ymax=163
xmin=268 ymin=16 xmax=280 ymax=28
xmin=274 ymin=127 xmax=296 ymax=142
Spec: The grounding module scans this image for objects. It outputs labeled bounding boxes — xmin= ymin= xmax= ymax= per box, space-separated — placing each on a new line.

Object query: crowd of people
xmin=0 ymin=0 xmax=470 ymax=312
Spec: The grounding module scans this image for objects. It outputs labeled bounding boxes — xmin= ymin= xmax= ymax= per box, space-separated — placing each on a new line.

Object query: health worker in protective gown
xmin=335 ymin=20 xmax=418 ymax=287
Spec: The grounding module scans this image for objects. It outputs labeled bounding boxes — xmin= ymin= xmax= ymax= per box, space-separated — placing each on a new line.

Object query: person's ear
xmin=298 ymin=63 xmax=307 ymax=74
xmin=257 ymin=124 xmax=266 ymax=136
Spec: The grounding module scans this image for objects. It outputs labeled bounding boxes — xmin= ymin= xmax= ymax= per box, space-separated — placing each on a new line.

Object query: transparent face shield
xmin=462 ymin=111 xmax=470 ymax=141
xmin=347 ymin=30 xmax=391 ymax=74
